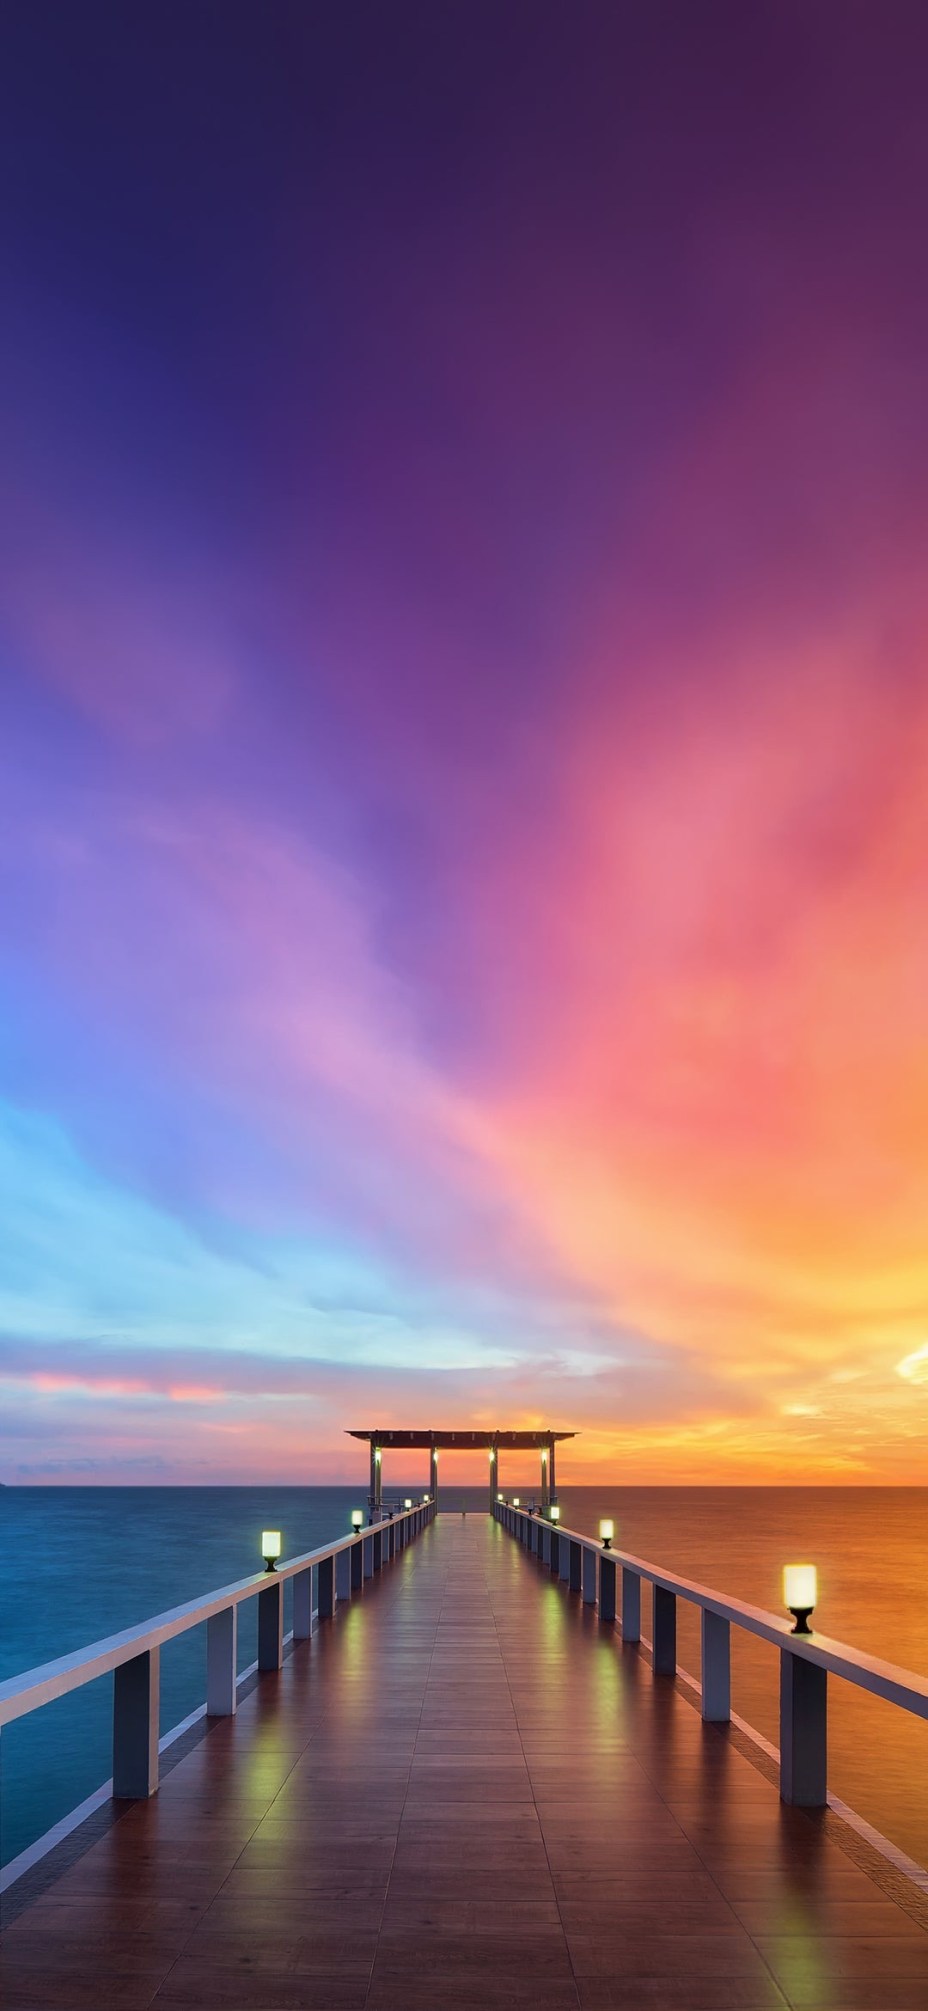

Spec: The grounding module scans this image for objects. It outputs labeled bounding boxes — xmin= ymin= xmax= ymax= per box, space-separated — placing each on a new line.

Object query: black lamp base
xmin=789 ymin=1608 xmax=813 ymax=1634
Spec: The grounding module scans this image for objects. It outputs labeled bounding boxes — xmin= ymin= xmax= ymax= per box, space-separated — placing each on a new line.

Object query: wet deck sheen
xmin=3 ymin=1515 xmax=928 ymax=2010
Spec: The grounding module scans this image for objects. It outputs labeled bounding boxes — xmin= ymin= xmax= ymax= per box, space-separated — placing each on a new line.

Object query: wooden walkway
xmin=3 ymin=1515 xmax=928 ymax=2010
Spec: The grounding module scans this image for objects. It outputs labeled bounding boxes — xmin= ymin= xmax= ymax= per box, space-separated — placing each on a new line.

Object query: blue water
xmin=2 ymin=1485 xmax=928 ymax=1875
xmin=0 ymin=1485 xmax=413 ymax=1867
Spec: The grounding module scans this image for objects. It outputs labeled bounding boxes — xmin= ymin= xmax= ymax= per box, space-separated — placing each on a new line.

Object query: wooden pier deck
xmin=3 ymin=1515 xmax=928 ymax=2011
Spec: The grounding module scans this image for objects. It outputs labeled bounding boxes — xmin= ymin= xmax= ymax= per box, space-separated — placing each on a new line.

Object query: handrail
xmin=496 ymin=1502 xmax=928 ymax=1809
xmin=0 ymin=1505 xmax=430 ymax=1729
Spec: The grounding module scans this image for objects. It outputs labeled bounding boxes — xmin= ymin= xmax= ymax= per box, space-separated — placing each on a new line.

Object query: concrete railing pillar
xmin=652 ymin=1586 xmax=676 ymax=1676
xmin=599 ymin=1554 xmax=617 ymax=1624
xmin=318 ymin=1553 xmax=335 ymax=1619
xmin=113 ymin=1647 xmax=160 ymax=1798
xmin=621 ymin=1567 xmax=641 ymax=1643
xmin=780 ymin=1649 xmax=827 ymax=1806
xmin=582 ymin=1546 xmax=597 ymax=1605
xmin=292 ymin=1566 xmax=312 ymax=1640
xmin=206 ymin=1605 xmax=237 ymax=1715
xmin=258 ymin=1578 xmax=283 ymax=1671
xmin=701 ymin=1609 xmax=731 ymax=1722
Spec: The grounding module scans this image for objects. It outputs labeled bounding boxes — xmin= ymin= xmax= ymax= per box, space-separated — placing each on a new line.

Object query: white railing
xmin=0 ymin=1502 xmax=435 ymax=1806
xmin=495 ymin=1502 xmax=928 ymax=1808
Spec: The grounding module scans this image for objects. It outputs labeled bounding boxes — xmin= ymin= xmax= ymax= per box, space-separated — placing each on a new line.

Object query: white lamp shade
xmin=549 ymin=1504 xmax=560 ymax=1522
xmin=261 ymin=1530 xmax=281 ymax=1560
xmin=599 ymin=1518 xmax=615 ymax=1543
xmin=513 ymin=1497 xmax=520 ymax=1506
xmin=783 ymin=1563 xmax=817 ymax=1611
xmin=404 ymin=1498 xmax=412 ymax=1509
xmin=351 ymin=1509 xmax=364 ymax=1529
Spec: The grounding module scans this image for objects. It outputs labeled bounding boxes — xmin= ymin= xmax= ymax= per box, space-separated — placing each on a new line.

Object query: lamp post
xmin=784 ymin=1564 xmax=817 ymax=1635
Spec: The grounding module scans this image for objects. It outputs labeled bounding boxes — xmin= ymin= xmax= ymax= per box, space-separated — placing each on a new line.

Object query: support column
xmin=653 ymin=1586 xmax=677 ymax=1676
xmin=621 ymin=1567 xmax=641 ymax=1643
xmin=701 ymin=1610 xmax=731 ymax=1722
xmin=207 ymin=1605 xmax=237 ymax=1715
xmin=113 ymin=1648 xmax=159 ymax=1799
xmin=258 ymin=1577 xmax=283 ymax=1670
xmin=489 ymin=1442 xmax=498 ymax=1511
xmin=599 ymin=1554 xmax=617 ymax=1624
xmin=292 ymin=1566 xmax=312 ymax=1640
xmin=780 ymin=1650 xmax=827 ymax=1807
xmin=430 ymin=1443 xmax=439 ymax=1508
xmin=548 ymin=1437 xmax=556 ymax=1506
xmin=540 ymin=1445 xmax=549 ymax=1507
xmin=318 ymin=1553 xmax=335 ymax=1618
xmin=371 ymin=1441 xmax=382 ymax=1516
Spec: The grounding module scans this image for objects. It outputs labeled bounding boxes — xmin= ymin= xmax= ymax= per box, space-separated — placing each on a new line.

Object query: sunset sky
xmin=3 ymin=3 xmax=928 ymax=1484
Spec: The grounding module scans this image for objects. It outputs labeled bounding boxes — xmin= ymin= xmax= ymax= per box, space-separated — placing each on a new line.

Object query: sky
xmin=2 ymin=2 xmax=928 ymax=1485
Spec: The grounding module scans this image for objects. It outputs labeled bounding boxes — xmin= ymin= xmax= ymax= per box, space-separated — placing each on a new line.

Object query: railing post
xmin=373 ymin=1528 xmax=382 ymax=1572
xmin=113 ymin=1647 xmax=160 ymax=1798
xmin=559 ymin=1534 xmax=571 ymax=1583
xmin=599 ymin=1554 xmax=616 ymax=1624
xmin=780 ymin=1649 xmax=827 ymax=1806
xmin=582 ymin=1545 xmax=597 ymax=1603
xmin=569 ymin=1540 xmax=582 ymax=1593
xmin=362 ymin=1533 xmax=373 ymax=1580
xmin=550 ymin=1531 xmax=560 ymax=1574
xmin=701 ymin=1609 xmax=731 ymax=1722
xmin=540 ymin=1523 xmax=551 ymax=1565
xmin=317 ymin=1552 xmax=335 ymax=1619
xmin=652 ymin=1585 xmax=676 ymax=1675
xmin=206 ymin=1604 xmax=237 ymax=1715
xmin=258 ymin=1577 xmax=283 ymax=1671
xmin=621 ymin=1567 xmax=641 ymax=1642
xmin=293 ymin=1566 xmax=312 ymax=1640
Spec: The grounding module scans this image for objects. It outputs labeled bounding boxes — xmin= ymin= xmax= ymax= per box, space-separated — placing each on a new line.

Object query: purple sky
xmin=3 ymin=4 xmax=928 ymax=1482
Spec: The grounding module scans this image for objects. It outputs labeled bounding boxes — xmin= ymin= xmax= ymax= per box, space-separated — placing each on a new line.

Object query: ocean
xmin=1 ymin=1485 xmax=927 ymax=1874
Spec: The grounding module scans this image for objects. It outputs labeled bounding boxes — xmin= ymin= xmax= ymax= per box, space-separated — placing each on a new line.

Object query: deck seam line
xmin=362 ymin=1513 xmax=438 ymax=2011
xmin=496 ymin=1524 xmax=583 ymax=2011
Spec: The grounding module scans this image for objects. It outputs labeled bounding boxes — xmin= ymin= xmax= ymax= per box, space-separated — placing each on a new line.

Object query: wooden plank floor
xmin=3 ymin=1514 xmax=928 ymax=2010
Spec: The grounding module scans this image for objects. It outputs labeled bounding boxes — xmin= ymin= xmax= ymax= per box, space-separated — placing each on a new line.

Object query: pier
xmin=3 ymin=1509 xmax=928 ymax=2009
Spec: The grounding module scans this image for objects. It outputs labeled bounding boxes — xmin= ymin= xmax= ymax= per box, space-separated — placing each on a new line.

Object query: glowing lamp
xmin=350 ymin=1509 xmax=364 ymax=1531
xmin=404 ymin=1497 xmax=412 ymax=1510
xmin=783 ymin=1564 xmax=817 ymax=1635
xmin=513 ymin=1496 xmax=520 ymax=1507
xmin=497 ymin=1491 xmax=504 ymax=1502
xmin=261 ymin=1530 xmax=281 ymax=1572
xmin=549 ymin=1504 xmax=560 ymax=1523
xmin=375 ymin=1447 xmax=382 ymax=1464
xmin=599 ymin=1518 xmax=614 ymax=1550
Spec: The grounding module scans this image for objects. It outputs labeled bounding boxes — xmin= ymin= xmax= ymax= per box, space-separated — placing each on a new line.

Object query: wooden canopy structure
xmin=346 ymin=1427 xmax=576 ymax=1510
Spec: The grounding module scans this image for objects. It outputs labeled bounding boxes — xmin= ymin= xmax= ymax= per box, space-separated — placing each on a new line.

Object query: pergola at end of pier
xmin=347 ymin=1427 xmax=576 ymax=1511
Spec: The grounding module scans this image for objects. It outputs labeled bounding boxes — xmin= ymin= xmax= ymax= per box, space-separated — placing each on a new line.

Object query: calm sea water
xmin=1 ymin=1486 xmax=927 ymax=1873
